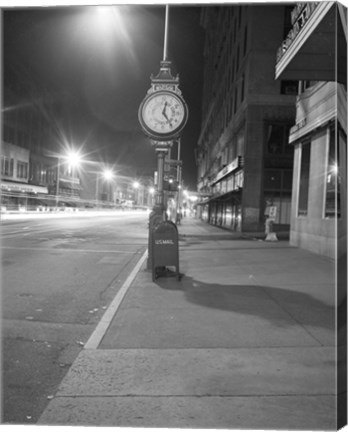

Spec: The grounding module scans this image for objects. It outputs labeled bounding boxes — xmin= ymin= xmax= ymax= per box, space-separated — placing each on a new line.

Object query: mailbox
xmin=147 ymin=211 xmax=163 ymax=270
xmin=152 ymin=220 xmax=180 ymax=281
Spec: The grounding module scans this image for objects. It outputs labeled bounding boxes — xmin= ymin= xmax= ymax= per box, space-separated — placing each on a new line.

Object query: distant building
xmin=275 ymin=2 xmax=347 ymax=258
xmin=196 ymin=4 xmax=297 ymax=233
xmin=2 ymin=70 xmax=83 ymax=209
xmin=1 ymin=141 xmax=49 ymax=210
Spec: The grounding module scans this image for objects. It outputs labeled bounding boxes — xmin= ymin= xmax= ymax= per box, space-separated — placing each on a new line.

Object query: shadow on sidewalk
xmin=156 ymin=276 xmax=335 ymax=332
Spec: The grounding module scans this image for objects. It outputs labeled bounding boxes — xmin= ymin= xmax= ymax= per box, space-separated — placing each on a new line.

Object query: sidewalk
xmin=38 ymin=217 xmax=337 ymax=430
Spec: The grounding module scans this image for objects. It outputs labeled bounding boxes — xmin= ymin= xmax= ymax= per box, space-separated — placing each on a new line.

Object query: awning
xmin=1 ymin=181 xmax=48 ymax=194
xmin=59 ymin=180 xmax=83 ymax=190
xmin=197 ymin=189 xmax=242 ymax=205
xmin=275 ymin=3 xmax=346 ymax=83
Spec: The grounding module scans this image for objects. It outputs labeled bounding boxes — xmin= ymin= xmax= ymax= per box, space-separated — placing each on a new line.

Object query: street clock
xmin=138 ymin=90 xmax=188 ymax=141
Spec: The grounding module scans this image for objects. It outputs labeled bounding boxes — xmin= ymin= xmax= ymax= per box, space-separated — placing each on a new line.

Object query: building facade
xmin=2 ymin=70 xmax=82 ymax=210
xmin=196 ymin=4 xmax=297 ymax=233
xmin=275 ymin=4 xmax=347 ymax=426
xmin=275 ymin=2 xmax=347 ymax=258
xmin=1 ymin=141 xmax=49 ymax=210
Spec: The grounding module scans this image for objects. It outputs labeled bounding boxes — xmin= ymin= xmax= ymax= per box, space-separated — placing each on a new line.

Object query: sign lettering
xmin=155 ymin=239 xmax=174 ymax=245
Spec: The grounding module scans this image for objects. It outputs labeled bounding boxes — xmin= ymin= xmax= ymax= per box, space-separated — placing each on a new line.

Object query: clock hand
xmin=162 ymin=102 xmax=169 ymax=120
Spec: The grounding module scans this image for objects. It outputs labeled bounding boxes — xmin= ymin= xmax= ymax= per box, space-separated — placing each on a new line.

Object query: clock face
xmin=139 ymin=91 xmax=188 ymax=139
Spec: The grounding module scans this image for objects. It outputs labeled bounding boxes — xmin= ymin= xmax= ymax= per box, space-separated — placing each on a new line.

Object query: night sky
xmin=3 ymin=4 xmax=205 ymax=189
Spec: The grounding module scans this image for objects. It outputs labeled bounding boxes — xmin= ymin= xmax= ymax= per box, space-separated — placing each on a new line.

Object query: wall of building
xmin=197 ymin=4 xmax=297 ymax=233
xmin=290 ymin=126 xmax=339 ymax=258
xmin=288 ymin=82 xmax=347 ymax=258
xmin=1 ymin=141 xmax=30 ymax=183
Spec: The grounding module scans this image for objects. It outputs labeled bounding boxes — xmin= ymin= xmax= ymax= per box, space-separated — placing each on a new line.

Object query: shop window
xmin=325 ymin=127 xmax=341 ymax=218
xmin=298 ymin=141 xmax=311 ymax=216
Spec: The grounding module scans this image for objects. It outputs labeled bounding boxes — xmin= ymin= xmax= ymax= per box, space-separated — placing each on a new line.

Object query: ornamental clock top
xmin=138 ymin=60 xmax=188 ymax=141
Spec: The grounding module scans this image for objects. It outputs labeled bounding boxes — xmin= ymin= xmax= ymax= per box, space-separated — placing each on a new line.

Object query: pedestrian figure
xmin=176 ymin=207 xmax=183 ymax=225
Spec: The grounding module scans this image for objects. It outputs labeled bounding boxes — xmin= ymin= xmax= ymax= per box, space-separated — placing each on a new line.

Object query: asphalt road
xmin=1 ymin=210 xmax=149 ymax=424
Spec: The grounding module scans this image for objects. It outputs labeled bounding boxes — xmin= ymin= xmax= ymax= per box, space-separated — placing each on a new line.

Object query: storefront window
xmin=325 ymin=127 xmax=341 ymax=218
xmin=298 ymin=141 xmax=311 ymax=216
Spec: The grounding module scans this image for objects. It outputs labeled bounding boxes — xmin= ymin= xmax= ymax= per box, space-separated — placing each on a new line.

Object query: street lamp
xmin=55 ymin=149 xmax=83 ymax=209
xmin=96 ymin=168 xmax=115 ymax=208
xmin=148 ymin=186 xmax=155 ymax=209
xmin=133 ymin=181 xmax=140 ymax=205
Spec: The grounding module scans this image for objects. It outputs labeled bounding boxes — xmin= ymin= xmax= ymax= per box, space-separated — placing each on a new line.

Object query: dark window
xmin=282 ymin=170 xmax=293 ymax=190
xmin=325 ymin=127 xmax=341 ymax=218
xmin=298 ymin=141 xmax=311 ymax=216
xmin=266 ymin=124 xmax=293 ymax=155
xmin=264 ymin=170 xmax=282 ymax=190
xmin=281 ymin=80 xmax=298 ymax=95
xmin=267 ymin=125 xmax=284 ymax=154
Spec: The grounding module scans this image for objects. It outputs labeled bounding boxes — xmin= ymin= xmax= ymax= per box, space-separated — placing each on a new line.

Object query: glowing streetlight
xmin=56 ymin=148 xmax=84 ymax=208
xmin=133 ymin=181 xmax=141 ymax=205
xmin=102 ymin=168 xmax=115 ymax=181
xmin=66 ymin=150 xmax=82 ymax=169
xmin=96 ymin=168 xmax=116 ymax=208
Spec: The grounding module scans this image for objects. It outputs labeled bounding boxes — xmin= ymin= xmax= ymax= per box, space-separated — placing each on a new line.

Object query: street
xmin=1 ymin=210 xmax=148 ymax=424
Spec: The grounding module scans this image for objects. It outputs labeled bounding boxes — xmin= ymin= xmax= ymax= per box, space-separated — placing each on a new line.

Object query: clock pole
xmin=163 ymin=5 xmax=169 ymax=62
xmin=138 ymin=5 xmax=188 ymax=268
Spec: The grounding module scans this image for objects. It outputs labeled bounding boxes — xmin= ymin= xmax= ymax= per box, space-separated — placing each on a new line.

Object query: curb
xmin=84 ymin=249 xmax=148 ymax=349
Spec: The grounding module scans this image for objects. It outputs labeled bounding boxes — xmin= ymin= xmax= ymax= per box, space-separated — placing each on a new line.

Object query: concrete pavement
xmin=38 ymin=216 xmax=338 ymax=429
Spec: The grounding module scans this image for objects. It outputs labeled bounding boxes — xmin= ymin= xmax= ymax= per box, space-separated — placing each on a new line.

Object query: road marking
xmin=0 ymin=246 xmax=136 ymax=254
xmin=84 ymin=249 xmax=148 ymax=350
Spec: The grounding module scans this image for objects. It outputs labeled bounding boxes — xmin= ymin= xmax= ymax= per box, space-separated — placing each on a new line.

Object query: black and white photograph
xmin=1 ymin=1 xmax=347 ymax=430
